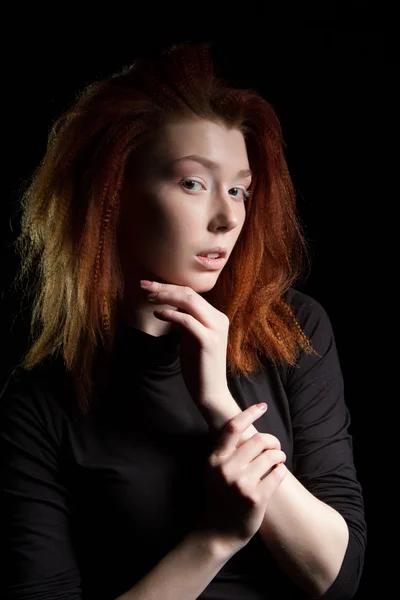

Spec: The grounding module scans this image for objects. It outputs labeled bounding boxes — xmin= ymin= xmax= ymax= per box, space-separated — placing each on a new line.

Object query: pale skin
xmin=116 ymin=118 xmax=349 ymax=598
xmin=208 ymin=394 xmax=350 ymax=599
xmin=117 ymin=118 xmax=248 ymax=336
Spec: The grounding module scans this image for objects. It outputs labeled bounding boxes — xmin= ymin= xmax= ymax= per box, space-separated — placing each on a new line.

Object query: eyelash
xmin=179 ymin=178 xmax=252 ymax=202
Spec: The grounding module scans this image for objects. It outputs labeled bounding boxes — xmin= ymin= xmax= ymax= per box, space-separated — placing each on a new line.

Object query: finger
xmin=258 ymin=462 xmax=288 ymax=490
xmin=145 ymin=282 xmax=211 ymax=327
xmin=212 ymin=403 xmax=268 ymax=459
xmin=144 ymin=281 xmax=226 ymax=332
xmin=250 ymin=449 xmax=287 ymax=482
xmin=152 ymin=307 xmax=209 ymax=343
xmin=227 ymin=432 xmax=282 ymax=470
xmin=251 ymin=432 xmax=281 ymax=450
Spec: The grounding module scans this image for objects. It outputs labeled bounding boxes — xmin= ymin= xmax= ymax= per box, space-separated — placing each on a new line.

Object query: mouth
xmin=195 ymin=254 xmax=226 ymax=270
xmin=196 ymin=248 xmax=227 ymax=259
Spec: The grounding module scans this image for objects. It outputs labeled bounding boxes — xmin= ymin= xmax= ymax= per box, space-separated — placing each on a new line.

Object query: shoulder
xmin=0 ymin=356 xmax=75 ymax=442
xmin=284 ymin=287 xmax=335 ymax=351
xmin=1 ymin=355 xmax=69 ymax=400
xmin=284 ymin=286 xmax=329 ymax=326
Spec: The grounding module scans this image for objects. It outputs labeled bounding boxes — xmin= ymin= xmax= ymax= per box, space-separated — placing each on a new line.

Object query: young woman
xmin=0 ymin=43 xmax=366 ymax=599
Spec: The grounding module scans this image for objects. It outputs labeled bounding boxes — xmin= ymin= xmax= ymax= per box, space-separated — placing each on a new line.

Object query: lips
xmin=197 ymin=246 xmax=227 ymax=258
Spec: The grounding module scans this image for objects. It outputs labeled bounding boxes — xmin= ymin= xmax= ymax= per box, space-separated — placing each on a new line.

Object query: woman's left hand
xmin=141 ymin=280 xmax=230 ymax=410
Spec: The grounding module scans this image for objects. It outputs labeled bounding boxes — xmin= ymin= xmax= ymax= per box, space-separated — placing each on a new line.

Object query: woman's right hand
xmin=196 ymin=403 xmax=288 ymax=554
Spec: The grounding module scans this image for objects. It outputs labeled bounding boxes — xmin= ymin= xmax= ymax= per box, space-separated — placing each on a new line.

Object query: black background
xmin=1 ymin=4 xmax=395 ymax=598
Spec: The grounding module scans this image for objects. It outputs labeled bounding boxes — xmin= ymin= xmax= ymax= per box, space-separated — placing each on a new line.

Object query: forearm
xmin=257 ymin=468 xmax=349 ymax=598
xmin=205 ymin=395 xmax=349 ymax=599
xmin=115 ymin=529 xmax=234 ymax=600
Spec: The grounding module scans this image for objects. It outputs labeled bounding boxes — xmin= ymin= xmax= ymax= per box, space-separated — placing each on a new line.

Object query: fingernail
xmin=257 ymin=403 xmax=267 ymax=411
xmin=140 ymin=280 xmax=153 ymax=287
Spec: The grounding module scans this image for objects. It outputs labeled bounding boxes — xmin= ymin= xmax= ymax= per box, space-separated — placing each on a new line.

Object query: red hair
xmin=12 ymin=42 xmax=318 ymax=415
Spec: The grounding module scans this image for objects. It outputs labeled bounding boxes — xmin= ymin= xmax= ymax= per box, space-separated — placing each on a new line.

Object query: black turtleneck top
xmin=0 ymin=288 xmax=366 ymax=599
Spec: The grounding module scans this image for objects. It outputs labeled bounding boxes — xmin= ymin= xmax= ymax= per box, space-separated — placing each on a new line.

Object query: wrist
xmin=200 ymin=392 xmax=258 ymax=445
xmin=188 ymin=525 xmax=244 ymax=563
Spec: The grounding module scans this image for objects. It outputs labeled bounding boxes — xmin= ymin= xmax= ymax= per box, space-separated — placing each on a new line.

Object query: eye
xmin=180 ymin=179 xmax=251 ymax=202
xmin=229 ymin=187 xmax=251 ymax=202
xmin=180 ymin=179 xmax=203 ymax=192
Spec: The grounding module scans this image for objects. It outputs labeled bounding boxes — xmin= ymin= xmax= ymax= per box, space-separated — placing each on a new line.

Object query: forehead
xmin=152 ymin=119 xmax=249 ymax=165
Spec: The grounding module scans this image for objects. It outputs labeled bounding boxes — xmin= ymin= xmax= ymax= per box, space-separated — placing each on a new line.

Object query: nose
xmin=212 ymin=188 xmax=243 ymax=227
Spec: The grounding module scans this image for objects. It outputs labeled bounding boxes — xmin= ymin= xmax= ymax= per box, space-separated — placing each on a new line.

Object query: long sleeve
xmin=0 ymin=367 xmax=83 ymax=599
xmin=0 ymin=291 xmax=367 ymax=600
xmin=284 ymin=290 xmax=367 ymax=599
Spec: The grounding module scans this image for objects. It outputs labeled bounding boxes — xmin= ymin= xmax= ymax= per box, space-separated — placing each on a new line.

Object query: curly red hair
xmin=12 ymin=42 xmax=318 ymax=415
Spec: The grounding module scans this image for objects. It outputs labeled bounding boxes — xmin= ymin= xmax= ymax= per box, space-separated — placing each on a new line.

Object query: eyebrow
xmin=169 ymin=154 xmax=252 ymax=178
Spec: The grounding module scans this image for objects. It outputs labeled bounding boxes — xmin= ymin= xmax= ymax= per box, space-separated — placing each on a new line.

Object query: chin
xmin=156 ymin=269 xmax=221 ymax=294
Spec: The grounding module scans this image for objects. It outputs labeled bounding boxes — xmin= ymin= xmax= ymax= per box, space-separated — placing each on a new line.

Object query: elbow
xmin=311 ymin=579 xmax=363 ymax=600
xmin=310 ymin=524 xmax=366 ymax=600
xmin=310 ymin=575 xmax=363 ymax=600
xmin=310 ymin=537 xmax=366 ymax=599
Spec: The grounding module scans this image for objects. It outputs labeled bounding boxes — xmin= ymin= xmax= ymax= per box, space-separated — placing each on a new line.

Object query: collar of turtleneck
xmin=112 ymin=322 xmax=182 ymax=372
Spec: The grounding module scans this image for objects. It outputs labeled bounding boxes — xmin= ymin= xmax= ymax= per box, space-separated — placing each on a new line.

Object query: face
xmin=117 ymin=118 xmax=252 ymax=336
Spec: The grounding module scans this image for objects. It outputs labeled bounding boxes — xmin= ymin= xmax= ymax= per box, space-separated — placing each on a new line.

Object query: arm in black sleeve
xmin=0 ymin=367 xmax=83 ymax=599
xmin=285 ymin=290 xmax=367 ymax=600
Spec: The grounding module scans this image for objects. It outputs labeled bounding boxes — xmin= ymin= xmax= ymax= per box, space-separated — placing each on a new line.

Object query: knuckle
xmin=221 ymin=313 xmax=230 ymax=327
xmin=233 ymin=476 xmax=246 ymax=492
xmin=182 ymin=315 xmax=192 ymax=327
xmin=220 ymin=465 xmax=233 ymax=483
xmin=276 ymin=450 xmax=286 ymax=462
xmin=252 ymin=432 xmax=264 ymax=445
xmin=233 ymin=477 xmax=253 ymax=499
xmin=225 ymin=419 xmax=241 ymax=435
xmin=265 ymin=449 xmax=286 ymax=464
xmin=208 ymin=453 xmax=219 ymax=468
xmin=184 ymin=286 xmax=195 ymax=297
xmin=267 ymin=435 xmax=281 ymax=450
xmin=273 ymin=463 xmax=287 ymax=481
